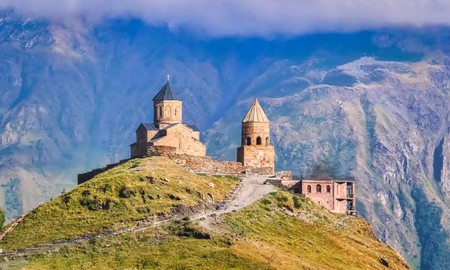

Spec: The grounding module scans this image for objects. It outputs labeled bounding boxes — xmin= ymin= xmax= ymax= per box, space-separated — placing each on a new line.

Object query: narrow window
xmin=326 ymin=185 xmax=331 ymax=193
xmin=159 ymin=106 xmax=163 ymax=118
xmin=316 ymin=185 xmax=322 ymax=193
xmin=307 ymin=185 xmax=311 ymax=193
xmin=265 ymin=137 xmax=269 ymax=145
xmin=256 ymin=136 xmax=262 ymax=145
xmin=246 ymin=137 xmax=252 ymax=145
xmin=174 ymin=108 xmax=177 ymax=116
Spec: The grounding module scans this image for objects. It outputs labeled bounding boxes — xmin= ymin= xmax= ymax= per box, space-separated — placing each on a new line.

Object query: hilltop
xmin=0 ymin=157 xmax=409 ymax=269
xmin=0 ymin=157 xmax=238 ymax=250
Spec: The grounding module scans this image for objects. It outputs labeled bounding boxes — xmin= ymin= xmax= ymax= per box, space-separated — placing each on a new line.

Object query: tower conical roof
xmin=153 ymin=77 xmax=181 ymax=101
xmin=242 ymin=99 xmax=270 ymax=123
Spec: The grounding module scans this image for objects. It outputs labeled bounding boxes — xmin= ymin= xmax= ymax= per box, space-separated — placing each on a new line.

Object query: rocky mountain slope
xmin=0 ymin=156 xmax=410 ymax=269
xmin=0 ymin=11 xmax=449 ymax=269
xmin=207 ymin=56 xmax=450 ymax=269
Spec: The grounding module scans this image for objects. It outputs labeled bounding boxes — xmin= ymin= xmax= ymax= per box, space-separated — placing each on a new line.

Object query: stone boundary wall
xmin=171 ymin=154 xmax=274 ymax=176
xmin=264 ymin=179 xmax=285 ymax=189
xmin=145 ymin=145 xmax=274 ymax=176
xmin=275 ymin=171 xmax=293 ymax=180
xmin=77 ymin=159 xmax=130 ymax=185
xmin=77 ymin=145 xmax=275 ymax=185
xmin=145 ymin=145 xmax=177 ymax=157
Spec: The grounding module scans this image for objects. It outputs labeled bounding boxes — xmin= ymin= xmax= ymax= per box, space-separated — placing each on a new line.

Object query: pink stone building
xmin=279 ymin=178 xmax=356 ymax=215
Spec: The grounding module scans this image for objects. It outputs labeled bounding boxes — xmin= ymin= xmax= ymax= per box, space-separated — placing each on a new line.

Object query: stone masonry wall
xmin=78 ymin=146 xmax=274 ymax=185
xmin=78 ymin=159 xmax=130 ymax=185
xmin=170 ymin=154 xmax=273 ymax=176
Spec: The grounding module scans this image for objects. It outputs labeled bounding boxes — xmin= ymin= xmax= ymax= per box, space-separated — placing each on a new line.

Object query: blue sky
xmin=0 ymin=0 xmax=449 ymax=36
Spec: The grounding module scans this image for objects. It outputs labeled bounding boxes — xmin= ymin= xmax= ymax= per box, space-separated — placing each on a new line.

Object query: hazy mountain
xmin=0 ymin=11 xmax=449 ymax=269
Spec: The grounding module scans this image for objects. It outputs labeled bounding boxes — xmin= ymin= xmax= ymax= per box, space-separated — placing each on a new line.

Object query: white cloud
xmin=0 ymin=0 xmax=449 ymax=36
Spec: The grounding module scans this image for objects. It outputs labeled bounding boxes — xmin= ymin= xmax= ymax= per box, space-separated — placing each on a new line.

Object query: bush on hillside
xmin=0 ymin=208 xmax=5 ymax=228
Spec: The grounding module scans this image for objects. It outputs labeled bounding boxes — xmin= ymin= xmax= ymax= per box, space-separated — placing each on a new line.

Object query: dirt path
xmin=197 ymin=175 xmax=275 ymax=230
xmin=0 ymin=175 xmax=275 ymax=258
xmin=0 ymin=212 xmax=29 ymax=241
xmin=135 ymin=175 xmax=275 ymax=231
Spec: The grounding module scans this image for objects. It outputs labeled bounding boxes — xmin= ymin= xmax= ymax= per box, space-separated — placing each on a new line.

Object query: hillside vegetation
xmin=0 ymin=157 xmax=238 ymax=250
xmin=0 ymin=158 xmax=409 ymax=269
xmin=8 ymin=191 xmax=411 ymax=270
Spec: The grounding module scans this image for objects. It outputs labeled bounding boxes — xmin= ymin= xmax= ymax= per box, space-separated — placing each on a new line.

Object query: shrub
xmin=261 ymin=199 xmax=272 ymax=205
xmin=119 ymin=186 xmax=136 ymax=198
xmin=100 ymin=183 xmax=112 ymax=193
xmin=80 ymin=197 xmax=115 ymax=211
xmin=0 ymin=208 xmax=5 ymax=228
xmin=292 ymin=196 xmax=301 ymax=209
xmin=62 ymin=194 xmax=71 ymax=204
xmin=276 ymin=196 xmax=289 ymax=203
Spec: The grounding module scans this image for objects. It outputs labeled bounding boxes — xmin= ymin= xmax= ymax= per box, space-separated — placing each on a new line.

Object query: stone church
xmin=237 ymin=99 xmax=275 ymax=174
xmin=130 ymin=77 xmax=206 ymax=158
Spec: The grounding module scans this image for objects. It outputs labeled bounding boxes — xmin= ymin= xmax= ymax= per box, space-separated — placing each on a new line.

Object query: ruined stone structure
xmin=237 ymin=99 xmax=275 ymax=175
xmin=130 ymin=77 xmax=206 ymax=158
xmin=267 ymin=176 xmax=356 ymax=215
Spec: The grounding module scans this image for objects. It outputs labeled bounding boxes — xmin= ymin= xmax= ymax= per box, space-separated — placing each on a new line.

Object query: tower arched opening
xmin=256 ymin=136 xmax=262 ymax=145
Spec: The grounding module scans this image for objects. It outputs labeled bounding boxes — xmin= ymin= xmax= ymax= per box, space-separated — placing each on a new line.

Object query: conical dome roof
xmin=153 ymin=76 xmax=181 ymax=101
xmin=242 ymin=99 xmax=270 ymax=123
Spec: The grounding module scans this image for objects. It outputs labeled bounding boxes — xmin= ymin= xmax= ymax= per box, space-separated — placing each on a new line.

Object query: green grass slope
xmin=0 ymin=158 xmax=410 ymax=269
xmin=0 ymin=157 xmax=238 ymax=250
xmin=8 ymin=192 xmax=409 ymax=270
xmin=224 ymin=192 xmax=410 ymax=270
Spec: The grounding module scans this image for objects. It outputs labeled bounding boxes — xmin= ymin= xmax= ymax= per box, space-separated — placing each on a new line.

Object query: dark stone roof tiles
xmin=140 ymin=123 xmax=158 ymax=130
xmin=153 ymin=81 xmax=181 ymax=101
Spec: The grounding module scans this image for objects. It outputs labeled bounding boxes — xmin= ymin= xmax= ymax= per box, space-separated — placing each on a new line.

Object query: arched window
xmin=256 ymin=136 xmax=262 ymax=145
xmin=326 ymin=185 xmax=331 ymax=193
xmin=316 ymin=185 xmax=322 ymax=193
xmin=307 ymin=185 xmax=311 ymax=193
xmin=265 ymin=137 xmax=269 ymax=145
xmin=159 ymin=106 xmax=163 ymax=118
xmin=174 ymin=108 xmax=177 ymax=116
xmin=246 ymin=137 xmax=252 ymax=145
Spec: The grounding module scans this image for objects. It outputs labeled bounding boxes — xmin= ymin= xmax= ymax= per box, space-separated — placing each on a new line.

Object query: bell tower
xmin=237 ymin=99 xmax=275 ymax=174
xmin=153 ymin=75 xmax=182 ymax=127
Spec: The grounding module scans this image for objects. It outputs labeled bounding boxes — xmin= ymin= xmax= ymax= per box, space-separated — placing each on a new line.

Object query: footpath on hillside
xmin=196 ymin=175 xmax=275 ymax=230
xmin=0 ymin=175 xmax=275 ymax=257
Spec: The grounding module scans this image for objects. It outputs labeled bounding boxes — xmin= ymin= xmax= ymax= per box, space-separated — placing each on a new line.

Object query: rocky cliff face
xmin=0 ymin=11 xmax=449 ymax=269
xmin=207 ymin=56 xmax=450 ymax=269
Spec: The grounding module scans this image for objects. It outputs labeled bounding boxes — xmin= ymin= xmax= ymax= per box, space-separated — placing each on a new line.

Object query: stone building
xmin=130 ymin=77 xmax=206 ymax=158
xmin=237 ymin=99 xmax=275 ymax=174
xmin=275 ymin=177 xmax=356 ymax=214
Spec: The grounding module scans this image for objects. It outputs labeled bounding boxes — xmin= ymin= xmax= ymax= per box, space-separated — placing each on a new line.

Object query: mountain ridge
xmin=0 ymin=12 xmax=449 ymax=268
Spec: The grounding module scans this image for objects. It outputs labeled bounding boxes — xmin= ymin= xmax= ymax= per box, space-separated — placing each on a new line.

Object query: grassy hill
xmin=0 ymin=157 xmax=410 ymax=269
xmin=0 ymin=157 xmax=238 ymax=250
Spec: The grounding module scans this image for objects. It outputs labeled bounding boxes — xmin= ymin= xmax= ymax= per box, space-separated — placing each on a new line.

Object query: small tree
xmin=0 ymin=208 xmax=5 ymax=228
